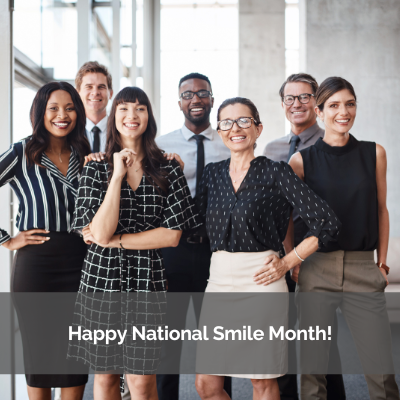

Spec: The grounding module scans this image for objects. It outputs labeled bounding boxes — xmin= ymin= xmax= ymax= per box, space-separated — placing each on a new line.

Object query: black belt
xmin=182 ymin=234 xmax=209 ymax=244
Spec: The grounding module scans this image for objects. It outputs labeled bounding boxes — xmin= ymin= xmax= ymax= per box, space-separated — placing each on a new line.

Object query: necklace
xmin=49 ymin=146 xmax=65 ymax=163
xmin=229 ymin=168 xmax=248 ymax=183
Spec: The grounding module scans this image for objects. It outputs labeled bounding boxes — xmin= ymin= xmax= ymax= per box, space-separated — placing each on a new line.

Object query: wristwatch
xmin=377 ymin=262 xmax=390 ymax=275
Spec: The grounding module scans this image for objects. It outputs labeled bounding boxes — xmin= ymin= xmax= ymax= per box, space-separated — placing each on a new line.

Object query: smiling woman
xmin=0 ymin=81 xmax=91 ymax=400
xmin=68 ymin=86 xmax=200 ymax=399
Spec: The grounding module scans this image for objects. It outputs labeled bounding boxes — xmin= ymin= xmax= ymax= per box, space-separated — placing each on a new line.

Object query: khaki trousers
xmin=297 ymin=251 xmax=399 ymax=400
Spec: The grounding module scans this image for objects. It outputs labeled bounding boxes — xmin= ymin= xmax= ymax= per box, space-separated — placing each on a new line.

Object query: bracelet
xmin=294 ymin=247 xmax=305 ymax=262
xmin=119 ymin=234 xmax=126 ymax=250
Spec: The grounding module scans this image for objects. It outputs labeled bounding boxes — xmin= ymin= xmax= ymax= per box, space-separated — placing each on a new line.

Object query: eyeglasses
xmin=180 ymin=90 xmax=212 ymax=100
xmin=217 ymin=117 xmax=257 ymax=131
xmin=282 ymin=93 xmax=314 ymax=106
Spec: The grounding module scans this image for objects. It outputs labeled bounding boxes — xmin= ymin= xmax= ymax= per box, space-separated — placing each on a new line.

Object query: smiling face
xmin=217 ymin=103 xmax=263 ymax=153
xmin=282 ymin=81 xmax=317 ymax=131
xmin=115 ymin=101 xmax=149 ymax=141
xmin=78 ymin=72 xmax=113 ymax=117
xmin=315 ymin=89 xmax=356 ymax=135
xmin=178 ymin=78 xmax=214 ymax=127
xmin=43 ymin=90 xmax=77 ymax=138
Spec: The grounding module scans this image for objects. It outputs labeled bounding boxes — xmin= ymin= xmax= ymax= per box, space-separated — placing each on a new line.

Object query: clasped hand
xmin=253 ymin=254 xmax=290 ymax=285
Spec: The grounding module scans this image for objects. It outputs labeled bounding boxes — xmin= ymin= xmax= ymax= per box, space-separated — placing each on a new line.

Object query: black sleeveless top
xmin=300 ymin=134 xmax=378 ymax=252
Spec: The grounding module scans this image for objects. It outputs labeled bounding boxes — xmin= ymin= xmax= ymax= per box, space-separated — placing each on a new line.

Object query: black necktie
xmin=287 ymin=135 xmax=301 ymax=163
xmin=92 ymin=126 xmax=101 ymax=153
xmin=193 ymin=134 xmax=205 ymax=197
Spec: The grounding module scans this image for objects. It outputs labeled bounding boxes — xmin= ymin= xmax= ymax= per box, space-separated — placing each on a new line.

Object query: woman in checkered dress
xmin=68 ymin=86 xmax=200 ymax=399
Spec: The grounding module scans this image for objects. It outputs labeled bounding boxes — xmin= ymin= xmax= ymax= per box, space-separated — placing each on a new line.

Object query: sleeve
xmin=161 ymin=160 xmax=202 ymax=231
xmin=275 ymin=161 xmax=342 ymax=249
xmin=0 ymin=144 xmax=20 ymax=245
xmin=70 ymin=161 xmax=105 ymax=232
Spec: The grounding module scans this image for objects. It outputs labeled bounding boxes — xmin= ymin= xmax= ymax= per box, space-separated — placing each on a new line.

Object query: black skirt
xmin=12 ymin=231 xmax=88 ymax=388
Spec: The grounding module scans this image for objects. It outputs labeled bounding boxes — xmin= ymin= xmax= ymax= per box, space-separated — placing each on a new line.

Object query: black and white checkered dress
xmin=68 ymin=159 xmax=200 ymax=376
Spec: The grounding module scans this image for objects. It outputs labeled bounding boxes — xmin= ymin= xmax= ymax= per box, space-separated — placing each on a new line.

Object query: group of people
xmin=0 ymin=61 xmax=398 ymax=400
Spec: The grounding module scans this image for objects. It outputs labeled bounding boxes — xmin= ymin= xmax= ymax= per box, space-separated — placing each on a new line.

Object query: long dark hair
xmin=105 ymin=86 xmax=168 ymax=192
xmin=316 ymin=77 xmax=357 ymax=111
xmin=25 ymin=81 xmax=90 ymax=171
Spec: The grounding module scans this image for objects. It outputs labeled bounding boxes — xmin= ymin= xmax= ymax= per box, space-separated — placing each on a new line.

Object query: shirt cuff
xmin=0 ymin=230 xmax=11 ymax=246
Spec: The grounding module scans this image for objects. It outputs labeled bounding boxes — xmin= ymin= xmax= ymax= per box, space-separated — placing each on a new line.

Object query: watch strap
xmin=377 ymin=262 xmax=390 ymax=275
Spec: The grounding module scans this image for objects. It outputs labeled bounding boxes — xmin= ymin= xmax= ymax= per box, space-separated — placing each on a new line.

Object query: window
xmin=159 ymin=0 xmax=239 ymax=135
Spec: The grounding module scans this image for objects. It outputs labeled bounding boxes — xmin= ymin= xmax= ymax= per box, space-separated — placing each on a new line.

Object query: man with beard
xmin=156 ymin=73 xmax=232 ymax=400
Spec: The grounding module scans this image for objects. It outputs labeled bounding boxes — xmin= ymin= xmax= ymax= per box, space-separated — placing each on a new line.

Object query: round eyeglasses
xmin=180 ymin=90 xmax=212 ymax=100
xmin=217 ymin=117 xmax=257 ymax=131
xmin=282 ymin=93 xmax=315 ymax=106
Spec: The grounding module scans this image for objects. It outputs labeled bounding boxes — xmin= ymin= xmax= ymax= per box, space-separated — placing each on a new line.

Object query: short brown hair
xmin=75 ymin=61 xmax=113 ymax=91
xmin=316 ymin=77 xmax=357 ymax=111
xmin=279 ymin=73 xmax=318 ymax=99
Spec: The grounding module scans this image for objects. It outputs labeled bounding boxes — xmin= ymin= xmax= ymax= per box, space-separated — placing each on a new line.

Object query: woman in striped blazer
xmin=0 ymin=81 xmax=91 ymax=399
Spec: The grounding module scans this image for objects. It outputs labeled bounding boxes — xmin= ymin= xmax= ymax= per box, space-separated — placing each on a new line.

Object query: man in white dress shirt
xmin=156 ymin=73 xmax=232 ymax=400
xmin=75 ymin=61 xmax=113 ymax=153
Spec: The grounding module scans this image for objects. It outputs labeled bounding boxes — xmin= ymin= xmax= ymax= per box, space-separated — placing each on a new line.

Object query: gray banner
xmin=1 ymin=293 xmax=399 ymax=374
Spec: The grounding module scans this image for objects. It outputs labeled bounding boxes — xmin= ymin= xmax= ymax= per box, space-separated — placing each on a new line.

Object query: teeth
xmin=124 ymin=123 xmax=138 ymax=127
xmin=293 ymin=111 xmax=305 ymax=114
xmin=54 ymin=123 xmax=68 ymax=127
xmin=231 ymin=136 xmax=246 ymax=141
xmin=336 ymin=119 xmax=349 ymax=123
xmin=191 ymin=108 xmax=203 ymax=112
xmin=90 ymin=99 xmax=101 ymax=102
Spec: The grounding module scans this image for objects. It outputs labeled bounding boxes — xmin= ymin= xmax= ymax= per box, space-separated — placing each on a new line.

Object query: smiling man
xmin=156 ymin=73 xmax=232 ymax=400
xmin=75 ymin=61 xmax=113 ymax=153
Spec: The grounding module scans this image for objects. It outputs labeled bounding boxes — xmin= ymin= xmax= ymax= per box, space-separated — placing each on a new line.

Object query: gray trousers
xmin=297 ymin=251 xmax=399 ymax=400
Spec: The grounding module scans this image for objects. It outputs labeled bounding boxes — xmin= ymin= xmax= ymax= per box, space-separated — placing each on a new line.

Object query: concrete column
xmin=238 ymin=0 xmax=286 ymax=153
xmin=302 ymin=0 xmax=400 ymax=266
xmin=0 ymin=0 xmax=14 ymax=397
xmin=143 ymin=0 xmax=160 ymax=125
xmin=77 ymin=0 xmax=92 ymax=68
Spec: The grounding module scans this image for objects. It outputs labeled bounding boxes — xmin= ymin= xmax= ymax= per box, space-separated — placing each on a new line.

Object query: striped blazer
xmin=0 ymin=138 xmax=80 ymax=245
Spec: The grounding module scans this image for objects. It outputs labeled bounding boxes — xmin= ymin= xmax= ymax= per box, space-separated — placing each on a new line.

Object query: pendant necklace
xmin=229 ymin=169 xmax=247 ymax=183
xmin=49 ymin=146 xmax=64 ymax=163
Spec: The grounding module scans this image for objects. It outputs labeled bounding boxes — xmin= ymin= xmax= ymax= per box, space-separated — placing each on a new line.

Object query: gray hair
xmin=279 ymin=73 xmax=318 ymax=99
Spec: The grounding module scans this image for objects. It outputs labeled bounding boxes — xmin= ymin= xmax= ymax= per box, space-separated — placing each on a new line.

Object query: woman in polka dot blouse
xmin=194 ymin=97 xmax=341 ymax=400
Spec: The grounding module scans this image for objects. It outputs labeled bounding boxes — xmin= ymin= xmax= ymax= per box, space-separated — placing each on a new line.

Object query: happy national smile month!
xmin=69 ymin=325 xmax=332 ymax=344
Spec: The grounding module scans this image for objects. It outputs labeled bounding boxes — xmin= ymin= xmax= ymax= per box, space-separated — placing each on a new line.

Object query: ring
xmin=269 ymin=275 xmax=272 ymax=279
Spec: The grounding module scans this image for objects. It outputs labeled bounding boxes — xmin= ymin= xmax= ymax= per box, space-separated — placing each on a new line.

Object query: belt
xmin=183 ymin=234 xmax=209 ymax=244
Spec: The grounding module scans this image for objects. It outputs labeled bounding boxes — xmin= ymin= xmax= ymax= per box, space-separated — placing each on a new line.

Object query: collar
xmin=181 ymin=124 xmax=215 ymax=141
xmin=86 ymin=115 xmax=108 ymax=133
xmin=288 ymin=122 xmax=322 ymax=144
xmin=315 ymin=133 xmax=358 ymax=155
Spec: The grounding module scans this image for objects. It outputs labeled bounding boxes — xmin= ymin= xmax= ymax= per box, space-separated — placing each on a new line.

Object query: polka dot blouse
xmin=196 ymin=156 xmax=341 ymax=256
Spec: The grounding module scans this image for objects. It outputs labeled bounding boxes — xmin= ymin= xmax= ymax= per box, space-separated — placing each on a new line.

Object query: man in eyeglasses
xmin=156 ymin=72 xmax=232 ymax=400
xmin=263 ymin=73 xmax=346 ymax=400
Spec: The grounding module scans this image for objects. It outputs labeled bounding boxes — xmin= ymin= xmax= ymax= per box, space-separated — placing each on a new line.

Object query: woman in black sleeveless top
xmin=289 ymin=77 xmax=399 ymax=400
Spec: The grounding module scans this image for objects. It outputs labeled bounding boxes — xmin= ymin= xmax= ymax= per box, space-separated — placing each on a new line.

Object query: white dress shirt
xmin=156 ymin=124 xmax=231 ymax=198
xmin=85 ymin=116 xmax=108 ymax=153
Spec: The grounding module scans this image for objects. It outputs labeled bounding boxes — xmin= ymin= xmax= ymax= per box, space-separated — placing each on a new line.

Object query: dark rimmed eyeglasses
xmin=282 ymin=93 xmax=315 ymax=106
xmin=180 ymin=90 xmax=212 ymax=100
xmin=217 ymin=117 xmax=258 ymax=131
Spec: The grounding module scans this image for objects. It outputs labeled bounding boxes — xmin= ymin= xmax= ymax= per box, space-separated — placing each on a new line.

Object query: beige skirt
xmin=206 ymin=250 xmax=288 ymax=293
xmin=197 ymin=250 xmax=288 ymax=379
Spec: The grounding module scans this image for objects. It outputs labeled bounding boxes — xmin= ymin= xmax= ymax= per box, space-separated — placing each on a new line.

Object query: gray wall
xmin=301 ymin=0 xmax=400 ymax=265
xmin=239 ymin=0 xmax=286 ymax=153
